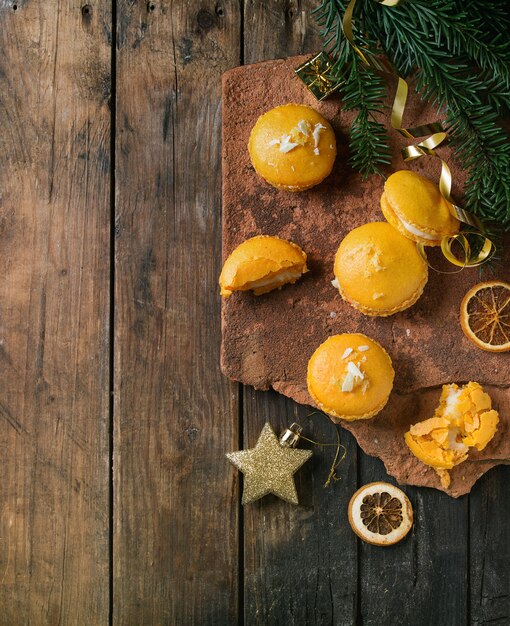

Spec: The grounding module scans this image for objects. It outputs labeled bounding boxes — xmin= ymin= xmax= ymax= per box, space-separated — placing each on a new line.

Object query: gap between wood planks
xmin=109 ymin=1 xmax=118 ymax=624
xmin=237 ymin=8 xmax=245 ymax=626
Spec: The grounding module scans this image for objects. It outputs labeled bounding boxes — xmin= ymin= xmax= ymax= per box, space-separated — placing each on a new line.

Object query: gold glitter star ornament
xmin=226 ymin=422 xmax=312 ymax=505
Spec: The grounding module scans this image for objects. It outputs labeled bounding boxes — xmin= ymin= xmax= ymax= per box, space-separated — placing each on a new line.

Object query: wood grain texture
xmin=0 ymin=1 xmax=111 ymax=624
xmin=114 ymin=1 xmax=240 ymax=623
xmin=241 ymin=4 xmax=360 ymax=625
xmin=359 ymin=455 xmax=468 ymax=626
xmin=243 ymin=390 xmax=359 ymax=626
xmin=470 ymin=468 xmax=510 ymax=626
xmin=243 ymin=0 xmax=320 ymax=64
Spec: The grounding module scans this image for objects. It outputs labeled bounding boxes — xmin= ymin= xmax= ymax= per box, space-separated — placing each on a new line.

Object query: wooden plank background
xmin=0 ymin=1 xmax=111 ymax=623
xmin=114 ymin=1 xmax=240 ymax=624
xmin=0 ymin=1 xmax=508 ymax=624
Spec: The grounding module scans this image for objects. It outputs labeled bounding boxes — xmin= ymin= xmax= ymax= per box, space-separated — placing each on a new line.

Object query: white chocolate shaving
xmin=297 ymin=120 xmax=310 ymax=136
xmin=341 ymin=348 xmax=353 ymax=359
xmin=279 ymin=135 xmax=298 ymax=153
xmin=341 ymin=372 xmax=354 ymax=392
xmin=358 ymin=345 xmax=369 ymax=352
xmin=341 ymin=361 xmax=365 ymax=393
xmin=347 ymin=361 xmax=364 ymax=381
xmin=313 ymin=123 xmax=326 ymax=148
xmin=270 ymin=121 xmax=325 ymax=156
xmin=331 ymin=278 xmax=340 ymax=289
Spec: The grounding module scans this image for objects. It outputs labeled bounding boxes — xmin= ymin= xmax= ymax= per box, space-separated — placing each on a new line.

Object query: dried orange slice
xmin=460 ymin=281 xmax=510 ymax=352
xmin=348 ymin=482 xmax=413 ymax=546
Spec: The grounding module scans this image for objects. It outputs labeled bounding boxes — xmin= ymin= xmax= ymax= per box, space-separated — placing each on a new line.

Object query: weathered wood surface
xmin=0 ymin=1 xmax=111 ymax=624
xmin=243 ymin=389 xmax=360 ymax=626
xmin=359 ymin=455 xmax=470 ymax=625
xmin=470 ymin=470 xmax=510 ymax=626
xmin=0 ymin=1 xmax=508 ymax=624
xmin=114 ymin=1 xmax=240 ymax=624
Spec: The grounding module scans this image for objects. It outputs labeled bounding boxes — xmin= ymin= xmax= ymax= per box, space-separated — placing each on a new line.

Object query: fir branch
xmin=367 ymin=0 xmax=510 ymax=111
xmin=314 ymin=0 xmax=510 ymax=227
xmin=449 ymin=107 xmax=510 ymax=225
xmin=314 ymin=0 xmax=352 ymax=68
xmin=457 ymin=0 xmax=510 ymax=39
xmin=342 ymin=54 xmax=391 ymax=177
xmin=371 ymin=3 xmax=510 ymax=225
xmin=315 ymin=0 xmax=390 ymax=176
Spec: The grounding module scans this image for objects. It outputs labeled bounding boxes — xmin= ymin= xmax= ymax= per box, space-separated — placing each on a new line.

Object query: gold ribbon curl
xmin=342 ymin=0 xmax=495 ymax=269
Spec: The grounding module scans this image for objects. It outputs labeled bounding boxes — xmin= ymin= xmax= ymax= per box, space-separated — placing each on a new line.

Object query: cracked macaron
xmin=219 ymin=235 xmax=308 ymax=297
xmin=248 ymin=104 xmax=337 ymax=191
xmin=381 ymin=170 xmax=460 ymax=246
xmin=307 ymin=333 xmax=394 ymax=421
xmin=333 ymin=222 xmax=428 ymax=316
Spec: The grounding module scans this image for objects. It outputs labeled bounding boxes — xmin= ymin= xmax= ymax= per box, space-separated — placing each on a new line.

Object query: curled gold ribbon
xmin=398 ymin=90 xmax=494 ymax=268
xmin=391 ymin=77 xmax=445 ymax=141
xmin=416 ymin=235 xmax=487 ymax=274
xmin=341 ymin=0 xmax=495 ymax=268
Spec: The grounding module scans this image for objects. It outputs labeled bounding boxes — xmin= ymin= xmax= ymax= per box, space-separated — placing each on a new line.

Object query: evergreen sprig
xmin=314 ymin=0 xmax=510 ymax=228
xmin=339 ymin=47 xmax=392 ymax=176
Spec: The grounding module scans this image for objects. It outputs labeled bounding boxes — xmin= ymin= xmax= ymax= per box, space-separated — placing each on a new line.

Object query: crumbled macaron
xmin=405 ymin=382 xmax=499 ymax=488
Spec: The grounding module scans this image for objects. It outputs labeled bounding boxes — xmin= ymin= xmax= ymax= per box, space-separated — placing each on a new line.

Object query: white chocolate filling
xmin=247 ymin=269 xmax=302 ymax=291
xmin=443 ymin=386 xmax=462 ymax=417
xmin=398 ymin=216 xmax=437 ymax=241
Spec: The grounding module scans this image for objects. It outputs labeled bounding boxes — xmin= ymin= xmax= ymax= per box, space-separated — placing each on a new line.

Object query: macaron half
xmin=307 ymin=333 xmax=394 ymax=421
xmin=381 ymin=170 xmax=460 ymax=246
xmin=248 ymin=104 xmax=337 ymax=191
xmin=219 ymin=235 xmax=308 ymax=297
xmin=333 ymin=222 xmax=428 ymax=316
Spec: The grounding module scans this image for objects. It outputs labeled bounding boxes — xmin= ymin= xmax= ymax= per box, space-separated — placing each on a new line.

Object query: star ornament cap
xmin=226 ymin=422 xmax=312 ymax=505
